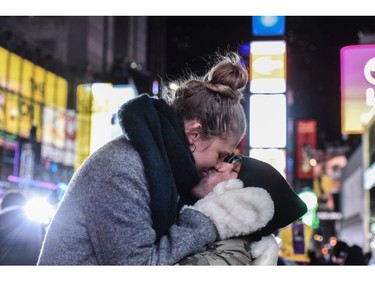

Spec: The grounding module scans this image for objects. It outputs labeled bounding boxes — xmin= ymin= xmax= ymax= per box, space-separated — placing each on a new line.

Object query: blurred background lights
xmin=298 ymin=189 xmax=319 ymax=228
xmin=252 ymin=16 xmax=285 ymax=36
xmin=249 ymin=94 xmax=286 ymax=148
xmin=313 ymin=233 xmax=324 ymax=242
xmin=309 ymin=158 xmax=317 ymax=167
xmin=329 ymin=236 xmax=338 ymax=247
xmin=24 ymin=196 xmax=55 ymax=225
xmin=298 ymin=189 xmax=318 ymax=210
xmin=260 ymin=16 xmax=278 ymax=27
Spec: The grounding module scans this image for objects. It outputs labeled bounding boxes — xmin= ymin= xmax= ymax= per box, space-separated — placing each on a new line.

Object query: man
xmin=178 ymin=155 xmax=308 ymax=265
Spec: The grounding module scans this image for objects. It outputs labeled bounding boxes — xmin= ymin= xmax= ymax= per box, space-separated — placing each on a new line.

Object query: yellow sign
xmin=33 ymin=101 xmax=43 ymax=142
xmin=75 ymin=84 xmax=92 ymax=171
xmin=8 ymin=53 xmax=22 ymax=93
xmin=0 ymin=47 xmax=8 ymax=88
xmin=21 ymin=59 xmax=34 ymax=98
xmin=33 ymin=65 xmax=45 ymax=103
xmin=0 ymin=46 xmax=71 ymax=148
xmin=0 ymin=90 xmax=4 ymax=131
xmin=56 ymin=77 xmax=68 ymax=109
xmin=45 ymin=71 xmax=56 ymax=106
xmin=4 ymin=91 xmax=19 ymax=135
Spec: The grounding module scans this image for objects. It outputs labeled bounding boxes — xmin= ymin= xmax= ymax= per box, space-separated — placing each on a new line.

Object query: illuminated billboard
xmin=110 ymin=84 xmax=138 ymax=139
xmin=75 ymin=84 xmax=92 ymax=170
xmin=250 ymin=40 xmax=286 ymax=94
xmin=0 ymin=90 xmax=4 ymax=131
xmin=4 ymin=91 xmax=19 ymax=135
xmin=56 ymin=77 xmax=68 ymax=109
xmin=90 ymin=83 xmax=113 ymax=154
xmin=296 ymin=120 xmax=316 ymax=180
xmin=33 ymin=65 xmax=46 ymax=103
xmin=21 ymin=59 xmax=34 ymax=99
xmin=45 ymin=71 xmax=57 ymax=106
xmin=41 ymin=105 xmax=66 ymax=162
xmin=341 ymin=44 xmax=375 ymax=134
xmin=0 ymin=47 xmax=8 ymax=88
xmin=8 ymin=53 xmax=22 ymax=93
xmin=64 ymin=109 xmax=76 ymax=166
xmin=74 ymin=83 xmax=138 ymax=170
xmin=33 ymin=101 xmax=43 ymax=142
xmin=18 ymin=97 xmax=32 ymax=138
xmin=249 ymin=94 xmax=286 ymax=148
xmin=0 ymin=46 xmax=70 ymax=153
xmin=252 ymin=16 xmax=285 ymax=36
xmin=249 ymin=148 xmax=286 ymax=179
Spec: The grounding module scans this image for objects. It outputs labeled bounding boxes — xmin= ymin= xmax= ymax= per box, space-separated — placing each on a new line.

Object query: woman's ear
xmin=185 ymin=120 xmax=202 ymax=144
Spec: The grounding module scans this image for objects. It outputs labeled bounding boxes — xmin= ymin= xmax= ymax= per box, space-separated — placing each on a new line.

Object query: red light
xmin=321 ymin=247 xmax=329 ymax=255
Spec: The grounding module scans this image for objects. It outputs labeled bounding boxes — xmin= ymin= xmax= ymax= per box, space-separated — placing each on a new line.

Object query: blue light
xmin=252 ymin=16 xmax=285 ymax=36
xmin=239 ymin=43 xmax=250 ymax=57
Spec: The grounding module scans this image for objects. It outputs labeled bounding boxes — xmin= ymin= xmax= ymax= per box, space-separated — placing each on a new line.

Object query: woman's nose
xmin=213 ymin=161 xmax=223 ymax=171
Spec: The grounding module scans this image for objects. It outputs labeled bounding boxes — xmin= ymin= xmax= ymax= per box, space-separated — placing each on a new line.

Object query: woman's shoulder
xmin=91 ymin=136 xmax=140 ymax=161
xmin=68 ymin=135 xmax=148 ymax=199
xmin=76 ymin=136 xmax=144 ymax=177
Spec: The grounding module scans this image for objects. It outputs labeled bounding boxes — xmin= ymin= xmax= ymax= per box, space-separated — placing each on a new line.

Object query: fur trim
xmin=250 ymin=235 xmax=279 ymax=265
xmin=207 ymin=179 xmax=244 ymax=195
xmin=192 ymin=179 xmax=275 ymax=240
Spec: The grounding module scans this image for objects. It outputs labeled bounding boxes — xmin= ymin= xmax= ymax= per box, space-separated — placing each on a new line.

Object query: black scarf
xmin=118 ymin=94 xmax=201 ymax=240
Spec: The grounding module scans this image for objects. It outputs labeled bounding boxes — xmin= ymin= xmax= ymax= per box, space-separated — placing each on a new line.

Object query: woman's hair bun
xmin=203 ymin=52 xmax=248 ymax=100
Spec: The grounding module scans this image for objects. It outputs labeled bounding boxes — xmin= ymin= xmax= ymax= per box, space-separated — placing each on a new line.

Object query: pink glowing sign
xmin=341 ymin=44 xmax=375 ymax=134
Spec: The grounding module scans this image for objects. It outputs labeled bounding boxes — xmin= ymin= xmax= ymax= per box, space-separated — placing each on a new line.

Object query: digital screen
xmin=250 ymin=40 xmax=286 ymax=94
xmin=249 ymin=94 xmax=286 ymax=148
xmin=340 ymin=44 xmax=375 ymax=134
xmin=249 ymin=148 xmax=286 ymax=179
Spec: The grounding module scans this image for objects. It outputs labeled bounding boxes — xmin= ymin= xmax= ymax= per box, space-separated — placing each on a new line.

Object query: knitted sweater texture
xmin=38 ymin=137 xmax=217 ymax=265
xmin=38 ymin=94 xmax=219 ymax=265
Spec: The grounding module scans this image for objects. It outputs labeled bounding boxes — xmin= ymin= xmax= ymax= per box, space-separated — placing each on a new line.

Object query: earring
xmin=190 ymin=143 xmax=196 ymax=153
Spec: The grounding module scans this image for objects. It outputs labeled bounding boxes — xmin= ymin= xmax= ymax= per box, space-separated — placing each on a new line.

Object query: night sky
xmin=165 ymin=16 xmax=375 ymax=150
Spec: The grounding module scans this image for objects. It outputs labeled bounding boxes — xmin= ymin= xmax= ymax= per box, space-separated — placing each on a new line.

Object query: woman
xmin=38 ymin=52 xmax=258 ymax=265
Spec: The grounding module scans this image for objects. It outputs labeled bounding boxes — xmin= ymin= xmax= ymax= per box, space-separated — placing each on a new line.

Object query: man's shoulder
xmin=178 ymin=238 xmax=253 ymax=265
